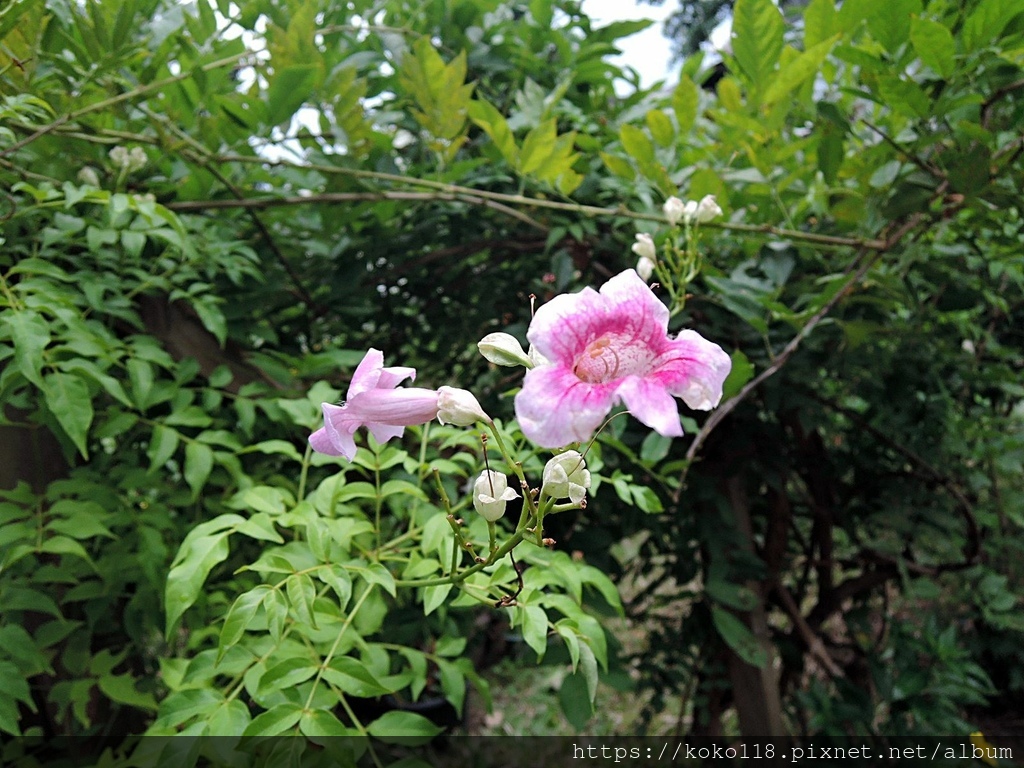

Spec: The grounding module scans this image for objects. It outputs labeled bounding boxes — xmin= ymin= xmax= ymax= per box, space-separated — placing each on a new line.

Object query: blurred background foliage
xmin=1 ymin=0 xmax=1023 ymax=759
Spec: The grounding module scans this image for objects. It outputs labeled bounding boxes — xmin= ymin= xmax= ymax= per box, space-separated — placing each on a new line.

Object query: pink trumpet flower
xmin=309 ymin=349 xmax=439 ymax=460
xmin=514 ymin=269 xmax=732 ymax=447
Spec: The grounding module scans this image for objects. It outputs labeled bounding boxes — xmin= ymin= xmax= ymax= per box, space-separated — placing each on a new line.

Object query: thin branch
xmin=0 ymin=51 xmax=253 ymax=158
xmin=772 ymin=581 xmax=845 ymax=679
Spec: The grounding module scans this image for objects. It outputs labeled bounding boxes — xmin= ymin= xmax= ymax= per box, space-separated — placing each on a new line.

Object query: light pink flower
xmin=514 ymin=269 xmax=732 ymax=447
xmin=309 ymin=349 xmax=439 ymax=459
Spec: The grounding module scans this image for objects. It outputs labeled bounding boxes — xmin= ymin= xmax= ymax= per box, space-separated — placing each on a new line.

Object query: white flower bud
xmin=541 ymin=450 xmax=591 ymax=504
xmin=631 ymin=233 xmax=656 ymax=261
xmin=663 ymin=196 xmax=686 ymax=226
xmin=683 ymin=199 xmax=699 ymax=223
xmin=127 ymin=146 xmax=148 ymax=172
xmin=478 ymin=332 xmax=532 ymax=368
xmin=636 ymin=255 xmax=656 ymax=281
xmin=528 ymin=344 xmax=550 ymax=368
xmin=108 ymin=146 xmax=129 ymax=169
xmin=77 ymin=166 xmax=101 ymax=187
xmin=473 ymin=470 xmax=519 ymax=522
xmin=694 ymin=194 xmax=723 ymax=223
xmin=437 ymin=386 xmax=489 ymax=426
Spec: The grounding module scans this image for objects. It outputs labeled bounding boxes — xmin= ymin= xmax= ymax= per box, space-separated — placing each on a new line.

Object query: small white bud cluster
xmin=662 ymin=194 xmax=723 ymax=226
xmin=109 ymin=145 xmax=148 ymax=173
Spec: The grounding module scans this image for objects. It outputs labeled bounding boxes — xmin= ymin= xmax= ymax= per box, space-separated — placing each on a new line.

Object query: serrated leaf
xmin=42 ymin=372 xmax=93 ymax=458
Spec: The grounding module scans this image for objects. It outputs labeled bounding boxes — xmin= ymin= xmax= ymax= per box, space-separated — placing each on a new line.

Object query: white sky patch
xmin=581 ymin=0 xmax=675 ymax=88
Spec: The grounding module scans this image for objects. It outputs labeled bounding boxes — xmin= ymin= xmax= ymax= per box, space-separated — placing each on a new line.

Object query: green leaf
xmin=763 ymin=36 xmax=838 ymax=108
xmin=317 ymin=564 xmax=352 ymax=611
xmin=183 ymin=441 xmax=214 ymax=498
xmin=127 ymin=359 xmax=154 ymax=410
xmin=519 ymin=604 xmax=549 ymax=659
xmin=558 ymin=669 xmax=593 ymax=731
xmin=910 ymin=17 xmax=956 ymax=78
xmin=207 ymin=699 xmax=252 ymax=735
xmin=804 ymin=0 xmax=837 ymax=49
xmin=640 ymin=431 xmax=671 ymax=463
xmin=722 ymin=350 xmax=754 ymax=400
xmin=619 ymin=124 xmax=656 ymax=167
xmin=241 ymin=702 xmax=304 ymax=737
xmin=286 ymin=573 xmax=318 ymax=629
xmin=865 ymin=0 xmax=921 ymax=52
xmin=42 ymin=372 xmax=93 ymax=458
xmin=422 ymin=583 xmax=451 ymax=616
xmin=266 ymin=65 xmax=318 ymax=126
xmin=8 ymin=310 xmax=50 ymax=387
xmin=257 ymin=657 xmax=319 ymax=696
xmin=350 ymin=561 xmax=396 ymax=597
xmin=671 ymin=76 xmax=699 ymax=134
xmin=300 ymin=708 xmax=358 ymax=737
xmin=98 ymin=673 xmax=158 ymax=711
xmin=322 ymin=657 xmax=392 ymax=698
xmin=645 ymin=109 xmax=674 ymax=148
xmin=711 ymin=605 xmax=769 ymax=667
xmin=518 ymin=118 xmax=557 ymax=176
xmin=164 ymin=531 xmax=232 ymax=636
xmin=219 ymin=585 xmax=272 ymax=655
xmin=731 ymin=0 xmax=785 ymax=98
xmin=467 ymin=98 xmax=517 ymax=165
xmin=147 ymin=425 xmax=180 ymax=471
xmin=962 ymin=0 xmax=1021 ymax=53
xmin=365 ymin=711 xmax=443 ymax=744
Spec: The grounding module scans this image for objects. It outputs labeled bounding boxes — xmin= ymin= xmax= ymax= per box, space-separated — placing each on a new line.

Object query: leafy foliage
xmin=1 ymin=0 xmax=1023 ymax=760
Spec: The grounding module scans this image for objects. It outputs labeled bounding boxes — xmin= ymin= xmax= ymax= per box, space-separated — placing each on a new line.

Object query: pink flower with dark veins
xmin=514 ymin=269 xmax=732 ymax=447
xmin=309 ymin=349 xmax=439 ymax=459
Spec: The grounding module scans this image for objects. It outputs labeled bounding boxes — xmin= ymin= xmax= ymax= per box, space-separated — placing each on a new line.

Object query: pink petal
xmin=377 ymin=364 xmax=416 ymax=389
xmin=515 ymin=365 xmax=617 ymax=447
xmin=347 ymin=349 xmax=385 ymax=398
xmin=598 ymin=268 xmax=670 ymax=332
xmin=617 ymin=377 xmax=683 ymax=437
xmin=348 ymin=388 xmax=439 ymax=425
xmin=310 ymin=403 xmax=358 ymax=459
xmin=526 ymin=286 xmax=608 ymax=365
xmin=659 ymin=330 xmax=732 ymax=410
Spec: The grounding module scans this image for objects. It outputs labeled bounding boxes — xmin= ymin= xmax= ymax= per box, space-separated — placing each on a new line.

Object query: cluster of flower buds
xmin=662 ymin=194 xmax=722 ymax=227
xmin=471 ymin=450 xmax=592 ymax=523
xmin=109 ymin=145 xmax=148 ymax=173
